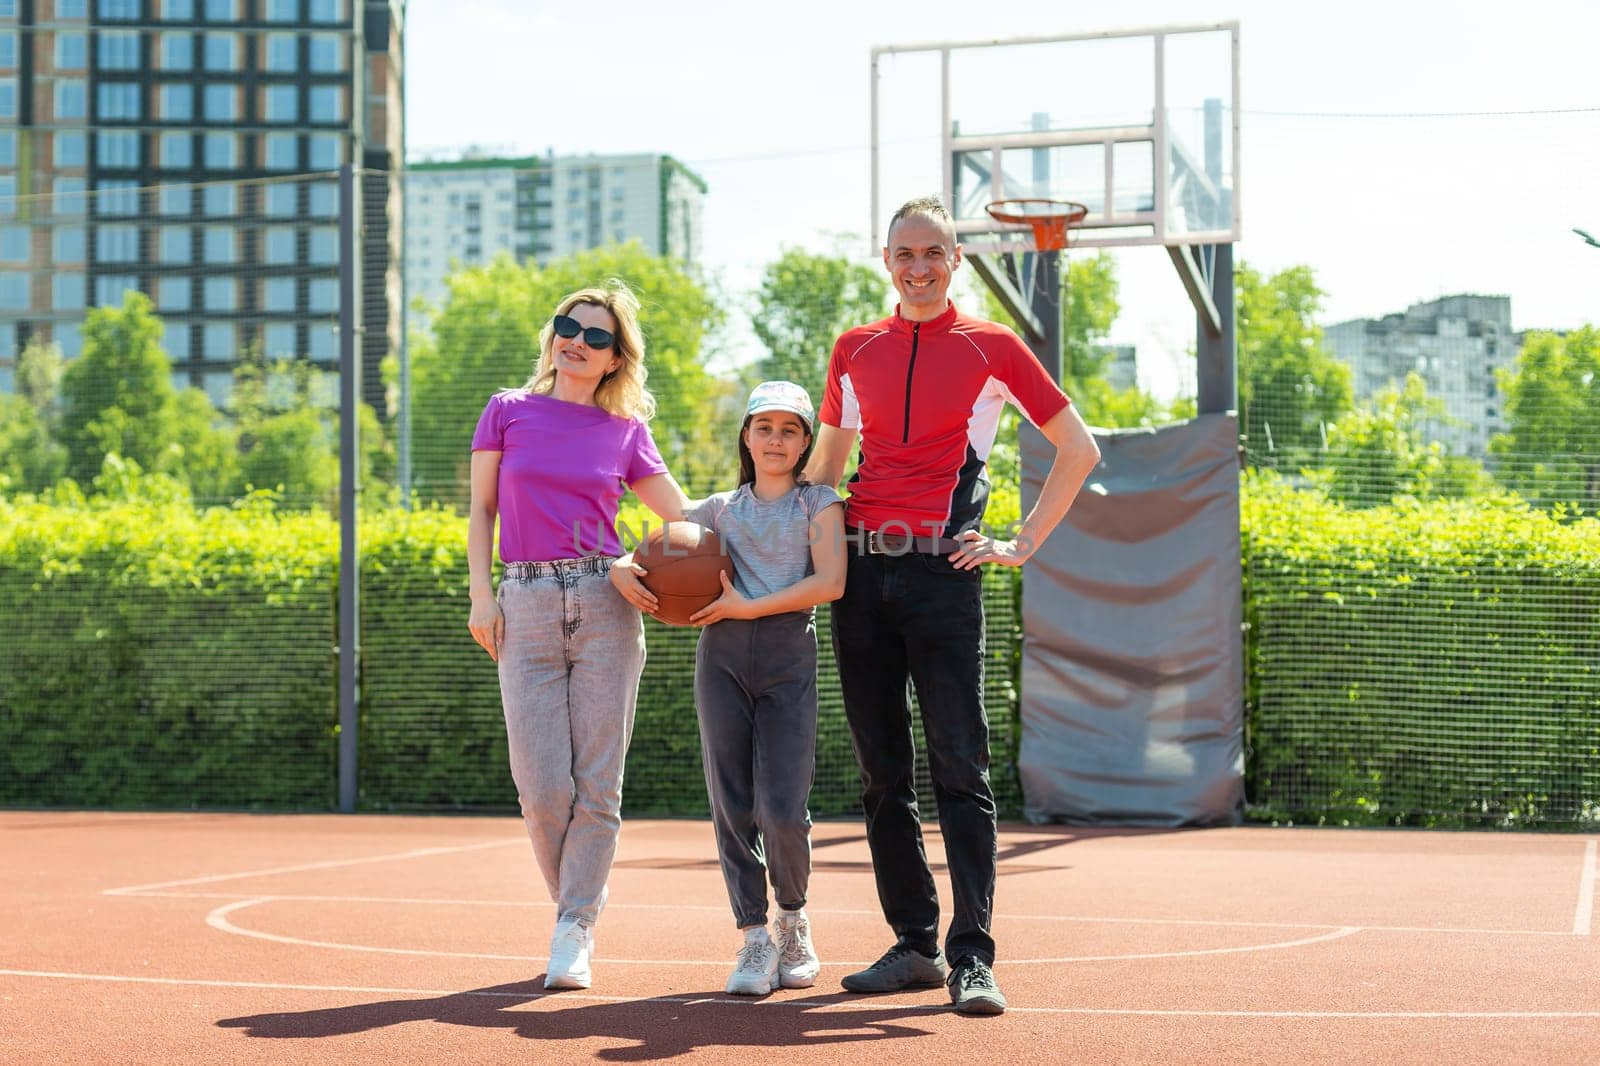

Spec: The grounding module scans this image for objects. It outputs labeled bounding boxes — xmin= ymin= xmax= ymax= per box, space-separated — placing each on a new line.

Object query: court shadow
xmin=217 ymin=981 xmax=941 ymax=1056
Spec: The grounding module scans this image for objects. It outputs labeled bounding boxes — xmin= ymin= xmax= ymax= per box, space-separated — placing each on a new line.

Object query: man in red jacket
xmin=806 ymin=196 xmax=1101 ymax=1015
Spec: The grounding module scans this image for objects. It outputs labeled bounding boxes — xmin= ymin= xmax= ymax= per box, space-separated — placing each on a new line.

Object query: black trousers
xmin=830 ymin=549 xmax=997 ymax=965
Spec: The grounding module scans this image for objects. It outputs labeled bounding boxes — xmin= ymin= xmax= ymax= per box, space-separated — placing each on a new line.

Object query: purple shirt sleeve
xmin=625 ymin=420 xmax=669 ymax=485
xmin=470 ymin=393 xmax=505 ymax=451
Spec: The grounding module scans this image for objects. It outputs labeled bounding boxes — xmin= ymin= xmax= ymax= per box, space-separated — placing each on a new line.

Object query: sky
xmin=404 ymin=0 xmax=1599 ymax=402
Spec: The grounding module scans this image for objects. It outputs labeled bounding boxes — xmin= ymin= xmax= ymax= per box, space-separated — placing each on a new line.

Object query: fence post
xmin=338 ymin=163 xmax=362 ymax=813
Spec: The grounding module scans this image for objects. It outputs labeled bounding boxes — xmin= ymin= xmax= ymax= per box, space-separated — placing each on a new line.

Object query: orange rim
xmin=985 ymin=198 xmax=1088 ymax=252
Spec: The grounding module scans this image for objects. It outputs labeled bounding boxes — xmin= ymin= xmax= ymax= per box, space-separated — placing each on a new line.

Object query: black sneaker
xmin=946 ymin=956 xmax=1006 ymax=1015
xmin=840 ymin=942 xmax=948 ymax=993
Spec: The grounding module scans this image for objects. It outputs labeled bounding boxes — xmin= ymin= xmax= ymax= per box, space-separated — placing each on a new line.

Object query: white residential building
xmin=405 ymin=151 xmax=706 ymax=309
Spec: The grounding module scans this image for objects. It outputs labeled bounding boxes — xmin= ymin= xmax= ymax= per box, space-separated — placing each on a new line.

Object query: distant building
xmin=1097 ymin=343 xmax=1137 ymax=392
xmin=1325 ymin=295 xmax=1518 ymax=458
xmin=0 ymin=0 xmax=404 ymax=415
xmin=405 ymin=151 xmax=706 ymax=309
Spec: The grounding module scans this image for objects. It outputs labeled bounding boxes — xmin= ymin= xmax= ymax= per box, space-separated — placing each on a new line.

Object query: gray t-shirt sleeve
xmin=800 ymin=483 xmax=844 ymax=520
xmin=682 ymin=491 xmax=731 ymax=531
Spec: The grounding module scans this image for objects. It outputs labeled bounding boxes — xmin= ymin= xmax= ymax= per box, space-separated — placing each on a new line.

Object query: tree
xmin=750 ymin=248 xmax=889 ymax=400
xmin=0 ymin=340 xmax=68 ymax=493
xmin=1490 ymin=326 xmax=1600 ymax=507
xmin=1236 ymin=263 xmax=1352 ymax=463
xmin=58 ymin=292 xmax=179 ymax=483
xmin=409 ymin=243 xmax=726 ymax=502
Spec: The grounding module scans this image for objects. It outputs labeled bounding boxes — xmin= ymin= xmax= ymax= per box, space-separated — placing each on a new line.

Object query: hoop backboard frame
xmin=870 ymin=22 xmax=1241 ymax=257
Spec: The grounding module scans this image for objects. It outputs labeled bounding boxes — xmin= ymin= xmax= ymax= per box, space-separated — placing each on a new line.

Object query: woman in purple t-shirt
xmin=467 ymin=281 xmax=690 ymax=992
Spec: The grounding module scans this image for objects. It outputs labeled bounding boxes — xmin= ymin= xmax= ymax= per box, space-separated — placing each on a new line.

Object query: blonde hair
xmin=525 ymin=280 xmax=656 ymax=421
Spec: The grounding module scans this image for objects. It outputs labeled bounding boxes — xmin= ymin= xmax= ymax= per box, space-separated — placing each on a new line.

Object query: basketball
xmin=632 ymin=522 xmax=734 ymax=626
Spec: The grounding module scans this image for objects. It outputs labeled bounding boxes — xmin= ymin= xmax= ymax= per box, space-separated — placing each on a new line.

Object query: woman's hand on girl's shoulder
xmin=609 ymin=556 xmax=659 ymax=614
xmin=689 ymin=570 xmax=751 ymax=626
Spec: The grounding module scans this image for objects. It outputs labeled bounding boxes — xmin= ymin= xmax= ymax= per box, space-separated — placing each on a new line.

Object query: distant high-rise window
xmin=202 ymin=33 xmax=238 ymax=71
xmin=96 ymin=0 xmax=140 ymax=21
xmin=0 ymin=224 xmax=28 ymax=261
xmin=203 ymin=84 xmax=237 ymax=121
xmin=53 ymin=177 xmax=88 ymax=216
xmin=0 ymin=0 xmax=15 ymax=16
xmin=158 ymin=131 xmax=192 ymax=168
xmin=0 ymin=271 xmax=28 ymax=310
xmin=263 ymin=133 xmax=298 ymax=171
xmin=159 ymin=83 xmax=194 ymax=120
xmin=97 ymin=82 xmax=142 ymax=121
xmin=202 ymin=225 xmax=236 ymax=263
xmin=308 ymin=86 xmax=341 ymax=123
xmin=307 ymin=33 xmax=344 ymax=72
xmin=263 ymin=227 xmax=295 ymax=263
xmin=54 ymin=227 xmax=87 ymax=262
xmin=156 ymin=277 xmax=190 ymax=311
xmin=204 ymin=0 xmax=238 ymax=19
xmin=54 ymin=132 xmax=87 ymax=167
xmin=264 ymin=85 xmax=298 ymax=122
xmin=264 ymin=0 xmax=297 ymax=21
xmin=0 ymin=176 xmax=15 ymax=217
xmin=0 ymin=131 xmax=13 ymax=166
xmin=309 ymin=0 xmax=343 ymax=22
xmin=56 ymin=32 xmax=88 ymax=69
xmin=307 ymin=133 xmax=343 ymax=169
xmin=307 ymin=277 xmax=336 ymax=313
xmin=96 ymin=130 xmax=141 ymax=169
xmin=263 ymin=323 xmax=296 ymax=357
xmin=308 ymin=182 xmax=337 ymax=217
xmin=159 ymin=185 xmax=191 ymax=215
xmin=158 ymin=226 xmax=190 ymax=262
xmin=166 ymin=326 xmax=190 ymax=359
xmin=264 ymin=182 xmax=297 ymax=216
xmin=203 ymin=132 xmax=238 ymax=169
xmin=95 ymin=224 xmax=139 ymax=263
xmin=58 ymin=0 xmax=89 ymax=16
xmin=54 ymin=273 xmax=87 ymax=311
xmin=55 ymin=79 xmax=87 ymax=120
xmin=263 ymin=277 xmax=295 ymax=311
xmin=97 ymin=30 xmax=140 ymax=69
xmin=203 ymin=183 xmax=236 ymax=216
xmin=159 ymin=33 xmax=194 ymax=70
xmin=308 ymin=325 xmax=334 ymax=359
xmin=264 ymin=33 xmax=297 ymax=72
xmin=161 ymin=0 xmax=195 ymax=17
xmin=307 ymin=227 xmax=337 ymax=265
xmin=94 ymin=275 xmax=140 ymax=308
xmin=0 ymin=31 xmax=17 ymax=68
xmin=0 ymin=78 xmax=14 ymax=121
xmin=203 ymin=277 xmax=236 ymax=311
xmin=94 ymin=180 xmax=140 ymax=216
xmin=202 ymin=322 xmax=235 ymax=360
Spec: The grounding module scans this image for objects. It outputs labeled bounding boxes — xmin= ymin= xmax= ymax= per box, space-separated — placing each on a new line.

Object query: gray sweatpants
xmin=497 ymin=559 xmax=644 ymax=925
xmin=694 ymin=612 xmax=818 ymax=929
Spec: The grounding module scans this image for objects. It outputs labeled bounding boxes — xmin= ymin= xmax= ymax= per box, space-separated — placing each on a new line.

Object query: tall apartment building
xmin=405 ymin=152 xmax=706 ymax=309
xmin=0 ymin=0 xmax=403 ymax=414
xmin=1324 ymin=294 xmax=1518 ymax=458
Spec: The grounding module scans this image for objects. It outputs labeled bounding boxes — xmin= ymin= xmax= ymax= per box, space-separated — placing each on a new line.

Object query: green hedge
xmin=0 ymin=495 xmax=1022 ymax=817
xmin=1243 ymin=474 xmax=1600 ymax=827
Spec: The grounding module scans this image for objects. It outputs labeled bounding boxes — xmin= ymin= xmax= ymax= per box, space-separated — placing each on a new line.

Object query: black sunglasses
xmin=551 ymin=314 xmax=615 ymax=350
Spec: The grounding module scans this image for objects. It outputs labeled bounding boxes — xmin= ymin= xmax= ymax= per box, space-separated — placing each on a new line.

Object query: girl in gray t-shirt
xmin=613 ymin=380 xmax=844 ymax=996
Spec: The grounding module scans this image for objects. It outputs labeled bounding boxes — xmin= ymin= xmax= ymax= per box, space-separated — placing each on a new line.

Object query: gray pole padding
xmin=1019 ymin=415 xmax=1244 ymax=826
xmin=337 ymin=164 xmax=362 ymax=813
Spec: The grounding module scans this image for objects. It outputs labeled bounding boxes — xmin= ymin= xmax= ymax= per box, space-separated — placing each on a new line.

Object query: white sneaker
xmin=773 ymin=908 xmax=820 ymax=988
xmin=545 ymin=917 xmax=594 ymax=990
xmin=725 ymin=927 xmax=779 ymax=995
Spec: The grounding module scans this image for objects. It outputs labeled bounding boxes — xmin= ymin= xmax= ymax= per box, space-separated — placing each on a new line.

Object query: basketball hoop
xmin=985 ymin=198 xmax=1088 ymax=253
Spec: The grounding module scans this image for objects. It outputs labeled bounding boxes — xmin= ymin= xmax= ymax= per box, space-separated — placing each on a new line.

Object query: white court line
xmin=103 ymin=838 xmax=523 ymax=896
xmin=6 ymin=968 xmax=1600 ymax=1020
xmin=122 ymin=890 xmax=1580 ymax=939
xmin=205 ymin=897 xmax=1363 ymax=966
xmin=1576 ymin=841 xmax=1597 ymax=936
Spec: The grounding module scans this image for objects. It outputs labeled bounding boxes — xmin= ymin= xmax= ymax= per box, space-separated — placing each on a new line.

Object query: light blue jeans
xmin=497 ymin=557 xmax=645 ymax=925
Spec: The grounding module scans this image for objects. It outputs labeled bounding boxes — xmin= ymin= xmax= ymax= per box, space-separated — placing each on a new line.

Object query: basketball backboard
xmin=870 ymin=23 xmax=1240 ymax=256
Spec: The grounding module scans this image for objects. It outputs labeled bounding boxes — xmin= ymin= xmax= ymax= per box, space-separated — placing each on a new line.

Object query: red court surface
xmin=4 ymin=811 xmax=1599 ymax=1064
